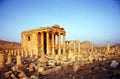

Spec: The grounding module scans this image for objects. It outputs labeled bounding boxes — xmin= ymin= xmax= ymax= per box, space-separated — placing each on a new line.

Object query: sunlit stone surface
xmin=1 ymin=24 xmax=120 ymax=79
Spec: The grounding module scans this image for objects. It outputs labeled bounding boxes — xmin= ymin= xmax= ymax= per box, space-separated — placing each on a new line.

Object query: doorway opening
xmin=43 ymin=32 xmax=47 ymax=55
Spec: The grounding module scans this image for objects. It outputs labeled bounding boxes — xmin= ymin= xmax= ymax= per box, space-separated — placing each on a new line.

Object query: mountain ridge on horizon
xmin=0 ymin=40 xmax=21 ymax=49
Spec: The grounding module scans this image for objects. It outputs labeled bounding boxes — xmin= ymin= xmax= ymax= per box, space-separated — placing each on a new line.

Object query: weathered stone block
xmin=18 ymin=71 xmax=27 ymax=78
xmin=38 ymin=67 xmax=45 ymax=73
xmin=41 ymin=66 xmax=61 ymax=75
xmin=30 ymin=75 xmax=39 ymax=79
xmin=72 ymin=63 xmax=80 ymax=73
xmin=110 ymin=60 xmax=119 ymax=68
xmin=10 ymin=73 xmax=17 ymax=79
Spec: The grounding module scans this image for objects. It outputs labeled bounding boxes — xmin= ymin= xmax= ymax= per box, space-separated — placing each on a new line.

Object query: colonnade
xmin=5 ymin=49 xmax=35 ymax=57
xmin=6 ymin=32 xmax=66 ymax=57
xmin=66 ymin=40 xmax=81 ymax=53
xmin=38 ymin=31 xmax=66 ymax=56
xmin=5 ymin=41 xmax=111 ymax=57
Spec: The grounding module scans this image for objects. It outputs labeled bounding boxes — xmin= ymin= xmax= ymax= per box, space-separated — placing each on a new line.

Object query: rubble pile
xmin=1 ymin=49 xmax=120 ymax=79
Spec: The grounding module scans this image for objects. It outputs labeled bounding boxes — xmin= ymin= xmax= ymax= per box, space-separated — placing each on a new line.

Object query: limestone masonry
xmin=21 ymin=24 xmax=66 ymax=57
xmin=0 ymin=24 xmax=120 ymax=79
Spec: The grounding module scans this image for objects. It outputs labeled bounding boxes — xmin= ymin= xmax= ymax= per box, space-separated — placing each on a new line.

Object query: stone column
xmin=52 ymin=32 xmax=55 ymax=55
xmin=21 ymin=49 xmax=24 ymax=57
xmin=10 ymin=49 xmax=13 ymax=56
xmin=63 ymin=34 xmax=66 ymax=55
xmin=106 ymin=41 xmax=110 ymax=54
xmin=46 ymin=32 xmax=49 ymax=55
xmin=30 ymin=49 xmax=33 ymax=58
xmin=78 ymin=41 xmax=80 ymax=53
xmin=14 ymin=50 xmax=16 ymax=56
xmin=58 ymin=32 xmax=61 ymax=55
xmin=17 ymin=49 xmax=20 ymax=56
xmin=41 ymin=32 xmax=44 ymax=56
xmin=25 ymin=49 xmax=28 ymax=57
xmin=16 ymin=55 xmax=22 ymax=66
xmin=6 ymin=53 xmax=12 ymax=64
xmin=68 ymin=41 xmax=71 ymax=53
xmin=0 ymin=51 xmax=6 ymax=69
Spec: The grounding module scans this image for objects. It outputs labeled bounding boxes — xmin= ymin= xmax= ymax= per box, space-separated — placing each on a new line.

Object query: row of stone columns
xmin=5 ymin=49 xmax=36 ymax=58
xmin=39 ymin=31 xmax=66 ymax=56
xmin=45 ymin=31 xmax=66 ymax=55
xmin=68 ymin=41 xmax=110 ymax=54
xmin=66 ymin=40 xmax=81 ymax=53
xmin=0 ymin=51 xmax=23 ymax=71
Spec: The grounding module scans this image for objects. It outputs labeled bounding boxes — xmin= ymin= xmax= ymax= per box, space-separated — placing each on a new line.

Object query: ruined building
xmin=21 ymin=24 xmax=66 ymax=57
xmin=4 ymin=24 xmax=113 ymax=58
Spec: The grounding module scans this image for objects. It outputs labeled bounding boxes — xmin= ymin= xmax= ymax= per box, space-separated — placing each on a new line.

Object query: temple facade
xmin=21 ymin=24 xmax=66 ymax=56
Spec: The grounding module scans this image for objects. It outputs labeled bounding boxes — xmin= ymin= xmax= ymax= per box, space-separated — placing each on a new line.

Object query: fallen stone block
xmin=41 ymin=66 xmax=61 ymax=75
xmin=38 ymin=67 xmax=45 ymax=73
xmin=11 ymin=65 xmax=21 ymax=72
xmin=4 ymin=71 xmax=12 ymax=78
xmin=61 ymin=64 xmax=70 ymax=70
xmin=28 ymin=65 xmax=35 ymax=72
xmin=10 ymin=73 xmax=17 ymax=79
xmin=18 ymin=71 xmax=27 ymax=78
xmin=72 ymin=62 xmax=80 ymax=73
xmin=110 ymin=60 xmax=119 ymax=68
xmin=103 ymin=58 xmax=106 ymax=61
xmin=30 ymin=75 xmax=39 ymax=79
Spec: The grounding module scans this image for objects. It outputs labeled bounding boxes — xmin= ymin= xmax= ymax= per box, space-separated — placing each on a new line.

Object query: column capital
xmin=63 ymin=33 xmax=66 ymax=36
xmin=58 ymin=32 xmax=61 ymax=35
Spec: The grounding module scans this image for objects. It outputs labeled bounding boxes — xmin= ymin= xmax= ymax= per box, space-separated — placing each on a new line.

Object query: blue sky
xmin=0 ymin=0 xmax=120 ymax=46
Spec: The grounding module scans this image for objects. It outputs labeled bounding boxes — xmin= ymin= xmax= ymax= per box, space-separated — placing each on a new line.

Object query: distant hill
xmin=0 ymin=40 xmax=21 ymax=49
xmin=80 ymin=40 xmax=102 ymax=49
xmin=111 ymin=43 xmax=120 ymax=47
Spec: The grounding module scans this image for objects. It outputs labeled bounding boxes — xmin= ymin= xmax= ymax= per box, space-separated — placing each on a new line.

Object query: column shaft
xmin=58 ymin=32 xmax=61 ymax=55
xmin=106 ymin=42 xmax=110 ymax=53
xmin=46 ymin=32 xmax=49 ymax=55
xmin=0 ymin=51 xmax=5 ymax=66
xmin=52 ymin=33 xmax=55 ymax=55
xmin=63 ymin=34 xmax=66 ymax=55
xmin=41 ymin=32 xmax=44 ymax=56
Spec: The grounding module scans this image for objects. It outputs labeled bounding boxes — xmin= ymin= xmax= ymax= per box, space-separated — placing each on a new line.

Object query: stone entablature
xmin=22 ymin=25 xmax=65 ymax=35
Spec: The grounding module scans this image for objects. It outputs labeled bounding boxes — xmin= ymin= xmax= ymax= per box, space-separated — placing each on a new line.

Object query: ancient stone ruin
xmin=21 ymin=24 xmax=66 ymax=57
xmin=1 ymin=24 xmax=120 ymax=79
